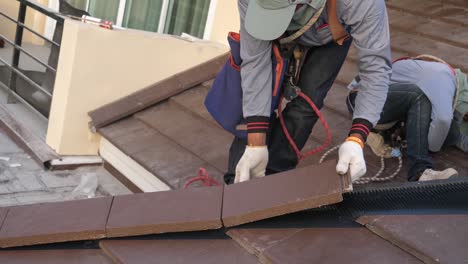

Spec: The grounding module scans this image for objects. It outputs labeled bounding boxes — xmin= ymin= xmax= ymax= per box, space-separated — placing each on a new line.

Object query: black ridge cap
xmin=321 ymin=177 xmax=468 ymax=218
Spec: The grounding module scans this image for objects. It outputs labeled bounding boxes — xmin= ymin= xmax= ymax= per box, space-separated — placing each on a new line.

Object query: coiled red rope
xmin=184 ymin=167 xmax=221 ymax=189
xmin=278 ymin=92 xmax=332 ymax=161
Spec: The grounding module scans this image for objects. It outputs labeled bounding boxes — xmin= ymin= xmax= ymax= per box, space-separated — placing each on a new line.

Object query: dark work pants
xmin=224 ymin=39 xmax=352 ymax=184
xmin=375 ymin=84 xmax=433 ymax=181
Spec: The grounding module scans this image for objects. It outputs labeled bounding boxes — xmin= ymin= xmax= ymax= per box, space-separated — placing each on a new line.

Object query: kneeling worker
xmin=347 ymin=55 xmax=468 ymax=181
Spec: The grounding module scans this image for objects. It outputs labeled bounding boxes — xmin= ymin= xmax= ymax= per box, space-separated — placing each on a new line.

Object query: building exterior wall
xmin=206 ymin=0 xmax=240 ymax=45
xmin=47 ymin=19 xmax=228 ymax=155
xmin=0 ymin=0 xmax=49 ymax=45
xmin=1 ymin=1 xmax=239 ymax=156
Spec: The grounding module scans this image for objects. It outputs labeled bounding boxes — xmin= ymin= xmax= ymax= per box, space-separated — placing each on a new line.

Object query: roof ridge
xmin=88 ymin=53 xmax=228 ymax=130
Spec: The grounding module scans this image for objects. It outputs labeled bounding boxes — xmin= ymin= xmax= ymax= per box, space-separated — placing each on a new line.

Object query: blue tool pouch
xmin=204 ymin=32 xmax=289 ymax=138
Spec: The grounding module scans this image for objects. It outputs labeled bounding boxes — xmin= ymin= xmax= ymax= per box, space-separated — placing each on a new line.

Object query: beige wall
xmin=208 ymin=0 xmax=240 ymax=45
xmin=47 ymin=19 xmax=228 ymax=155
xmin=0 ymin=0 xmax=49 ymax=45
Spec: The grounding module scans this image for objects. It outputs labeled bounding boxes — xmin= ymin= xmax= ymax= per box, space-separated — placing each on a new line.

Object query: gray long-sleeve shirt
xmin=238 ymin=0 xmax=392 ymax=126
xmin=391 ymin=60 xmax=457 ymax=152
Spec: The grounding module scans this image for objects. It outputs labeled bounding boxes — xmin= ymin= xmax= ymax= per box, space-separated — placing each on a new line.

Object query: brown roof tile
xmin=0 ymin=250 xmax=113 ymax=264
xmin=134 ymin=101 xmax=233 ymax=172
xmin=388 ymin=9 xmax=468 ymax=49
xmin=0 ymin=207 xmax=8 ymax=228
xmin=170 ymin=84 xmax=219 ymax=125
xmin=106 ymin=186 xmax=223 ymax=238
xmin=222 ymin=161 xmax=348 ymax=227
xmin=99 ymin=116 xmax=224 ymax=189
xmin=386 ymin=0 xmax=468 ymax=27
xmin=357 ymin=211 xmax=468 ymax=263
xmin=227 ymin=226 xmax=302 ymax=257
xmin=228 ymin=212 xmax=422 ymax=264
xmin=0 ymin=197 xmax=113 ymax=248
xmin=100 ymin=233 xmax=259 ymax=264
xmin=262 ymin=224 xmax=422 ymax=263
xmin=390 ymin=30 xmax=468 ymax=72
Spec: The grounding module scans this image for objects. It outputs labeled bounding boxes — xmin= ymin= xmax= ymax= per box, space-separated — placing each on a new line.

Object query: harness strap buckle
xmin=284 ymin=77 xmax=302 ymax=101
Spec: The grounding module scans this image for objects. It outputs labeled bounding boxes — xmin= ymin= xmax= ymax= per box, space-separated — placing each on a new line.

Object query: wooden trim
xmin=46 ymin=156 xmax=103 ymax=170
xmin=88 ymin=53 xmax=227 ymax=129
xmin=103 ymin=161 xmax=142 ymax=194
xmin=99 ymin=137 xmax=171 ymax=192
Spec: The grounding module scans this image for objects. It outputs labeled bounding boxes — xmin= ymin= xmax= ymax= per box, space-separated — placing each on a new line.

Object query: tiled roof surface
xmin=97 ymin=0 xmax=468 ymax=189
xmin=2 ymin=0 xmax=468 ymax=262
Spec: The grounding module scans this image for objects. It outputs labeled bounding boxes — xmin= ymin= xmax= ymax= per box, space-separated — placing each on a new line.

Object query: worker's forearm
xmin=246 ymin=116 xmax=269 ymax=146
xmin=349 ymin=118 xmax=373 ymax=142
xmin=248 ymin=133 xmax=267 ymax=146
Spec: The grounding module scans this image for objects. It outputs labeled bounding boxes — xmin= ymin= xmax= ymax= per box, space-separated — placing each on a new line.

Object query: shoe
xmin=418 ymin=168 xmax=458 ymax=182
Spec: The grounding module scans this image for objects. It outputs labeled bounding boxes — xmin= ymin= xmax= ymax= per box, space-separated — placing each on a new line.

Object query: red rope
xmin=184 ymin=167 xmax=221 ymax=189
xmin=185 ymin=90 xmax=330 ymax=188
xmin=278 ymin=92 xmax=332 ymax=161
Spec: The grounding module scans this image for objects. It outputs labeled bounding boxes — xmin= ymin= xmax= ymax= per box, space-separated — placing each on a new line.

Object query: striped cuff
xmin=246 ymin=116 xmax=269 ymax=134
xmin=349 ymin=118 xmax=372 ymax=142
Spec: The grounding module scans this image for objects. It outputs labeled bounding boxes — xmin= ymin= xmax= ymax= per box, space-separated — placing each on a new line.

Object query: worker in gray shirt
xmin=391 ymin=59 xmax=458 ymax=152
xmin=225 ymin=0 xmax=391 ymax=184
xmin=347 ymin=56 xmax=468 ymax=181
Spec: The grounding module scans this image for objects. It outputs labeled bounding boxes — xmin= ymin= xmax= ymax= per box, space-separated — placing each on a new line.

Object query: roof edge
xmin=88 ymin=53 xmax=228 ymax=130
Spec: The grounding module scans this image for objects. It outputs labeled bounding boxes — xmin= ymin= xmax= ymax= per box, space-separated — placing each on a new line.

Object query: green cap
xmin=245 ymin=0 xmax=326 ymax=41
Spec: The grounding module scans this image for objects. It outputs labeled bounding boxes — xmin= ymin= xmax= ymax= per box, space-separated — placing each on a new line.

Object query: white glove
xmin=235 ymin=146 xmax=268 ymax=183
xmin=336 ymin=141 xmax=366 ymax=182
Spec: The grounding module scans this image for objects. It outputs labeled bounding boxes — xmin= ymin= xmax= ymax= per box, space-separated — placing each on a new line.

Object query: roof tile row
xmin=0 ymin=161 xmax=350 ymax=248
xmin=100 ymin=232 xmax=260 ymax=264
xmin=357 ymin=211 xmax=468 ymax=264
xmin=89 ymin=54 xmax=227 ymax=130
xmin=227 ymin=211 xmax=423 ymax=264
xmin=0 ymin=250 xmax=113 ymax=264
xmin=223 ymin=161 xmax=348 ymax=227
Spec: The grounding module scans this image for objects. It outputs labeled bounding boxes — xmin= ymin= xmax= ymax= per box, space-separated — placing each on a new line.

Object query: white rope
xmin=318 ymin=145 xmax=341 ymax=164
xmin=319 ymin=144 xmax=403 ymax=184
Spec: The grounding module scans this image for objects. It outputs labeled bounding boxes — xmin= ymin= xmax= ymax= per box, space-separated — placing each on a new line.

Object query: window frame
xmin=86 ymin=0 xmax=216 ymax=39
xmin=47 ymin=0 xmax=218 ymax=40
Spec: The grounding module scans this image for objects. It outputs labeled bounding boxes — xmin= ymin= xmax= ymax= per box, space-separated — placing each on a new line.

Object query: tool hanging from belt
xmin=277 ymin=0 xmax=350 ymax=162
xmin=278 ymin=44 xmax=332 ymax=162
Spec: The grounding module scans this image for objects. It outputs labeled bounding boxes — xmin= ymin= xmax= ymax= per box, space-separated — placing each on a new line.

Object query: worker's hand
xmin=336 ymin=141 xmax=366 ymax=182
xmin=235 ymin=146 xmax=268 ymax=183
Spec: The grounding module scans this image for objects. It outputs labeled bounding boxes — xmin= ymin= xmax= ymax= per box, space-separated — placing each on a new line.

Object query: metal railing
xmin=0 ymin=0 xmax=65 ymax=119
